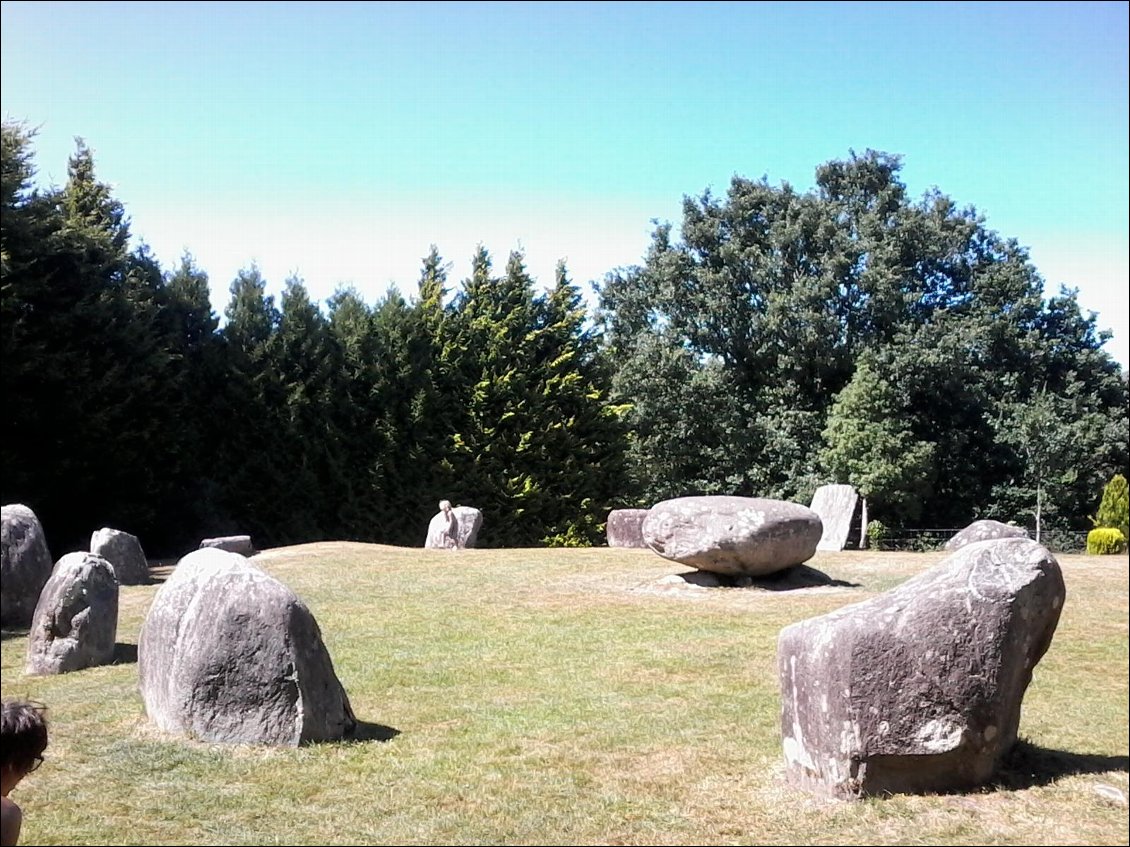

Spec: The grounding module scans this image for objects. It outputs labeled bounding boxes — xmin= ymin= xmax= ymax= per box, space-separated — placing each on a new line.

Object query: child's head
xmin=0 ymin=700 xmax=48 ymax=777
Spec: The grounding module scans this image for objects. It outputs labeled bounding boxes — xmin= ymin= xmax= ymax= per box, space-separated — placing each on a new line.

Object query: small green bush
xmin=1092 ymin=473 xmax=1130 ymax=540
xmin=866 ymin=519 xmax=887 ymax=550
xmin=1086 ymin=527 xmax=1128 ymax=555
xmin=543 ymin=523 xmax=594 ymax=548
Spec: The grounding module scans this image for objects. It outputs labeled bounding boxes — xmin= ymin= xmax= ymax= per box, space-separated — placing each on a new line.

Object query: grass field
xmin=2 ymin=544 xmax=1127 ymax=846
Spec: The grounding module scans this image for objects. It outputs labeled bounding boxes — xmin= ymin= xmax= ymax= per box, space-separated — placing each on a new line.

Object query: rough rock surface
xmin=138 ymin=548 xmax=356 ymax=746
xmin=90 ymin=527 xmax=149 ymax=585
xmin=945 ymin=519 xmax=1029 ymax=551
xmin=1 ymin=504 xmax=54 ymax=628
xmin=606 ymin=509 xmax=650 ymax=548
xmin=810 ymin=484 xmax=859 ymax=551
xmin=778 ymin=537 xmax=1065 ymax=797
xmin=26 ymin=552 xmax=119 ymax=674
xmin=199 ymin=535 xmax=255 ymax=556
xmin=642 ymin=496 xmax=822 ymax=576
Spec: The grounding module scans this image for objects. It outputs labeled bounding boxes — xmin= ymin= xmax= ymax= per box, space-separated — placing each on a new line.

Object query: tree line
xmin=2 ymin=121 xmax=1126 ymax=557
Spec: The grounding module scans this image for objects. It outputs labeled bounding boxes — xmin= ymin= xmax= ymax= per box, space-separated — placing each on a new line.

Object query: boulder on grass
xmin=809 ymin=484 xmax=859 ymax=551
xmin=945 ymin=519 xmax=1029 ymax=551
xmin=90 ymin=527 xmax=149 ymax=585
xmin=642 ymin=496 xmax=822 ymax=576
xmin=778 ymin=537 xmax=1065 ymax=798
xmin=425 ymin=501 xmax=482 ymax=549
xmin=606 ymin=509 xmax=650 ymax=548
xmin=199 ymin=535 xmax=255 ymax=556
xmin=26 ymin=552 xmax=119 ymax=675
xmin=1 ymin=504 xmax=54 ymax=628
xmin=138 ymin=548 xmax=356 ymax=746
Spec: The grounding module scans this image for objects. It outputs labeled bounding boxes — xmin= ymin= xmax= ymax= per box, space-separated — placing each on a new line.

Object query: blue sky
xmin=2 ymin=1 xmax=1127 ymax=367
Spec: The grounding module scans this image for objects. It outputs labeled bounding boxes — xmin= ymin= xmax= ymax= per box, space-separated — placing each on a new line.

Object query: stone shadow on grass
xmin=113 ymin=642 xmax=138 ymax=664
xmin=672 ymin=563 xmax=861 ymax=591
xmin=346 ymin=720 xmax=401 ymax=743
xmin=989 ymin=738 xmax=1129 ymax=791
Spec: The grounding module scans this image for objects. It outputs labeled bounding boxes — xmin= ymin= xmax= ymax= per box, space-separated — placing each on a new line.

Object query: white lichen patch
xmin=914 ymin=717 xmax=965 ymax=752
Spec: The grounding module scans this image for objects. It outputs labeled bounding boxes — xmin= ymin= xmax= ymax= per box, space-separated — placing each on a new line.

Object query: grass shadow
xmin=347 ymin=719 xmax=400 ymax=743
xmin=991 ymin=738 xmax=1130 ymax=791
xmin=751 ymin=563 xmax=862 ymax=591
xmin=674 ymin=564 xmax=861 ymax=591
xmin=1 ymin=628 xmax=29 ymax=641
xmin=112 ymin=642 xmax=138 ymax=665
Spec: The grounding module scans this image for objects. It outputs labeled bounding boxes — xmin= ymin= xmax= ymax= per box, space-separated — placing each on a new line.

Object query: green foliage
xmin=819 ymin=357 xmax=936 ymax=525
xmin=442 ymin=250 xmax=630 ymax=546
xmin=1086 ymin=527 xmax=1128 ymax=555
xmin=597 ymin=149 xmax=1128 ymax=530
xmin=1 ymin=123 xmax=189 ymax=552
xmin=1093 ymin=473 xmax=1130 ymax=539
xmin=866 ymin=519 xmax=888 ymax=550
xmin=3 ymin=125 xmax=1126 ymax=552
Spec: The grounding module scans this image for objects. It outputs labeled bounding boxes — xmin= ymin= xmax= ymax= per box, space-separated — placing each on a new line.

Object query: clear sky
xmin=2 ymin=1 xmax=1127 ymax=367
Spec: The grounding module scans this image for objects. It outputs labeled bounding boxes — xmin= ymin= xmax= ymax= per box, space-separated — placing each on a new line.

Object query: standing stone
xmin=26 ymin=552 xmax=119 ymax=675
xmin=642 ymin=496 xmax=822 ymax=576
xmin=138 ymin=548 xmax=356 ymax=746
xmin=809 ymin=485 xmax=859 ymax=551
xmin=778 ymin=537 xmax=1065 ymax=798
xmin=452 ymin=506 xmax=482 ymax=548
xmin=199 ymin=535 xmax=255 ymax=556
xmin=425 ymin=501 xmax=482 ymax=549
xmin=1 ymin=504 xmax=54 ymax=628
xmin=90 ymin=527 xmax=149 ymax=585
xmin=606 ymin=509 xmax=650 ymax=548
xmin=945 ymin=519 xmax=1029 ymax=551
xmin=425 ymin=500 xmax=459 ymax=549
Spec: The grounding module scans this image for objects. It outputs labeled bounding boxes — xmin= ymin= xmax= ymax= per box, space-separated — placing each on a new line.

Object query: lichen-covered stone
xmin=778 ymin=537 xmax=1064 ymax=797
xmin=26 ymin=552 xmax=118 ymax=675
xmin=642 ymin=496 xmax=822 ymax=576
xmin=138 ymin=548 xmax=356 ymax=746
xmin=1 ymin=504 xmax=54 ymax=628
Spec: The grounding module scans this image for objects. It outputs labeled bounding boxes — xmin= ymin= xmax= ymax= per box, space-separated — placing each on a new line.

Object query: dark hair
xmin=0 ymin=699 xmax=48 ymax=773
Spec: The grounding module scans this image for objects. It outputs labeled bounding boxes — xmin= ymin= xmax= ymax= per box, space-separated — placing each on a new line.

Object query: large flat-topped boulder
xmin=26 ymin=552 xmax=119 ymax=675
xmin=138 ymin=548 xmax=356 ymax=746
xmin=778 ymin=537 xmax=1065 ymax=798
xmin=90 ymin=527 xmax=149 ymax=585
xmin=606 ymin=508 xmax=650 ymax=548
xmin=1 ymin=503 xmax=54 ymax=628
xmin=642 ymin=496 xmax=822 ymax=576
xmin=945 ymin=519 xmax=1029 ymax=551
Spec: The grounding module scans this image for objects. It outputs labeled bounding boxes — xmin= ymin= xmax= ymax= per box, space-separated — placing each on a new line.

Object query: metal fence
xmin=869 ymin=528 xmax=1091 ymax=554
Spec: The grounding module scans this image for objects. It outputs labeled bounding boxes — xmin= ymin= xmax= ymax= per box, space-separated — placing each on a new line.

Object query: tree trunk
xmin=1035 ymin=484 xmax=1042 ymax=543
xmin=859 ymin=497 xmax=869 ymax=549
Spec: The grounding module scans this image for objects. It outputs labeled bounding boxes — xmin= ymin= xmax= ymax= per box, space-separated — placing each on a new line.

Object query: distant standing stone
xmin=199 ymin=535 xmax=255 ymax=556
xmin=452 ymin=506 xmax=482 ymax=548
xmin=91 ymin=527 xmax=149 ymax=585
xmin=809 ymin=484 xmax=859 ymax=551
xmin=425 ymin=501 xmax=482 ymax=549
xmin=606 ymin=509 xmax=650 ymax=548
